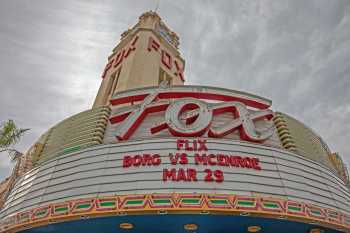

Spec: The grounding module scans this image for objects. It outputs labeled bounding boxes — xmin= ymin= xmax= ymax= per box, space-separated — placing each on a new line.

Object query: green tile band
xmin=33 ymin=210 xmax=48 ymax=217
xmin=125 ymin=200 xmax=144 ymax=205
xmin=54 ymin=206 xmax=69 ymax=213
xmin=237 ymin=200 xmax=255 ymax=206
xmin=99 ymin=201 xmax=116 ymax=207
xmin=209 ymin=199 xmax=229 ymax=205
xmin=310 ymin=209 xmax=322 ymax=216
xmin=153 ymin=199 xmax=171 ymax=204
xmin=181 ymin=199 xmax=200 ymax=204
xmin=262 ymin=202 xmax=280 ymax=209
xmin=76 ymin=203 xmax=92 ymax=209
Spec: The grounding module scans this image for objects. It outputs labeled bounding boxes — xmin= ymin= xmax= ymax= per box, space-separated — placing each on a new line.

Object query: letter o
xmin=165 ymin=98 xmax=212 ymax=137
xmin=133 ymin=155 xmax=142 ymax=166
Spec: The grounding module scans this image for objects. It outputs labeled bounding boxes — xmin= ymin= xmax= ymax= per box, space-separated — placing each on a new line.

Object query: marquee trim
xmin=1 ymin=193 xmax=349 ymax=232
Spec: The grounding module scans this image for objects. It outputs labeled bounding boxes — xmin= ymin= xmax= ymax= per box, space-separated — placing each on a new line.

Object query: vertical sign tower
xmin=93 ymin=11 xmax=185 ymax=108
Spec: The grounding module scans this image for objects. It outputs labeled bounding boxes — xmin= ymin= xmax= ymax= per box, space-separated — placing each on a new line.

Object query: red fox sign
xmin=109 ymin=84 xmax=275 ymax=143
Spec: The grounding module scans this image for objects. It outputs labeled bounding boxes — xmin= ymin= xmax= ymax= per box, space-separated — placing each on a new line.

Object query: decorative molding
xmin=273 ymin=112 xmax=297 ymax=151
xmin=35 ymin=106 xmax=111 ymax=164
xmin=0 ymin=193 xmax=349 ymax=232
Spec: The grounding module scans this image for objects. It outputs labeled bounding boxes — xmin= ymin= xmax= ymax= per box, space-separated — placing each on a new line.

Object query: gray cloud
xmin=0 ymin=0 xmax=350 ymax=180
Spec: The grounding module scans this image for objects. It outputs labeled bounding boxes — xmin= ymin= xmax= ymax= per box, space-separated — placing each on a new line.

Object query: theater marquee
xmin=106 ymin=84 xmax=276 ymax=183
xmin=122 ymin=138 xmax=262 ymax=183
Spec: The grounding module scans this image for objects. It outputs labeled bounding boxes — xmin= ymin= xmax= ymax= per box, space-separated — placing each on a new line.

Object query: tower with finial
xmin=93 ymin=11 xmax=185 ymax=108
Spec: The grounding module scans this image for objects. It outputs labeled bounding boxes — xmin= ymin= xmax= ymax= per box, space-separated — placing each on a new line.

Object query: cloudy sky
xmin=0 ymin=0 xmax=350 ymax=180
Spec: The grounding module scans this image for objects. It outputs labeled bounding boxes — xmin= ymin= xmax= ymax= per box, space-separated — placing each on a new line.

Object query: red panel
xmin=174 ymin=60 xmax=185 ymax=82
xmin=109 ymin=112 xmax=131 ymax=124
xmin=161 ymin=50 xmax=172 ymax=70
xmin=113 ymin=50 xmax=125 ymax=68
xmin=124 ymin=36 xmax=139 ymax=58
xmin=148 ymin=36 xmax=160 ymax=52
xmin=101 ymin=59 xmax=114 ymax=79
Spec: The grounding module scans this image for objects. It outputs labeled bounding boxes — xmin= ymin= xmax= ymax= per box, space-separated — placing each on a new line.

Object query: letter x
xmin=208 ymin=101 xmax=274 ymax=142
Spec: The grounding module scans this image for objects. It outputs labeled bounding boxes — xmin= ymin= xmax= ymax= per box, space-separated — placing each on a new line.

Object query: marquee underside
xmin=20 ymin=214 xmax=342 ymax=233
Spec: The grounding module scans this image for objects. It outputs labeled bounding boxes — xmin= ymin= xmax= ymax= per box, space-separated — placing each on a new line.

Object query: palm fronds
xmin=0 ymin=120 xmax=29 ymax=162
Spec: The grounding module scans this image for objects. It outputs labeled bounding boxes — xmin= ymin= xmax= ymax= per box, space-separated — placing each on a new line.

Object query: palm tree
xmin=0 ymin=119 xmax=29 ymax=162
xmin=0 ymin=120 xmax=29 ymax=208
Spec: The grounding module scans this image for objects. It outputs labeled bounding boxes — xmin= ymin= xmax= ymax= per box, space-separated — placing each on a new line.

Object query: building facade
xmin=0 ymin=11 xmax=349 ymax=233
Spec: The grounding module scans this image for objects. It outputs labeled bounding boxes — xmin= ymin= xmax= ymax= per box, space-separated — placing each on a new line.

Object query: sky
xmin=0 ymin=0 xmax=350 ymax=180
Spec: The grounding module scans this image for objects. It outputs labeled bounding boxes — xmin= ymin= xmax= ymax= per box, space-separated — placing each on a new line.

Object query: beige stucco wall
xmin=93 ymin=12 xmax=185 ymax=108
